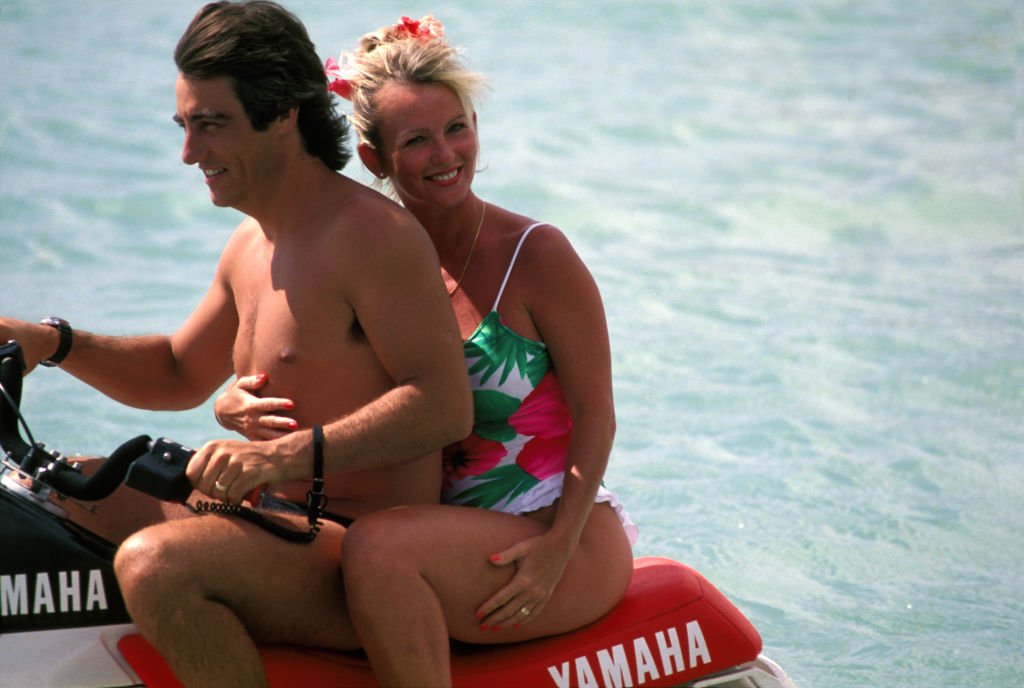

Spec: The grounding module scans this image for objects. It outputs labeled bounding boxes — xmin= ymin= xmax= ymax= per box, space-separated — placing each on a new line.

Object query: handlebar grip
xmin=0 ymin=344 xmax=30 ymax=460
xmin=41 ymin=435 xmax=153 ymax=501
xmin=124 ymin=437 xmax=194 ymax=503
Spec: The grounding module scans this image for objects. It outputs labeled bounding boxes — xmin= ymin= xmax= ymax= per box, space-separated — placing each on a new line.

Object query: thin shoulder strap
xmin=491 ymin=222 xmax=547 ymax=312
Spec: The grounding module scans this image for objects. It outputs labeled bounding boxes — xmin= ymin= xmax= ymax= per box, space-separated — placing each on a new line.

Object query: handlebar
xmin=41 ymin=434 xmax=155 ymax=500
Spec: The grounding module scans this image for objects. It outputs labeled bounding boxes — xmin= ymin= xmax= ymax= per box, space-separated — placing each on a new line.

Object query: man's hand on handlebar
xmin=187 ymin=436 xmax=298 ymax=505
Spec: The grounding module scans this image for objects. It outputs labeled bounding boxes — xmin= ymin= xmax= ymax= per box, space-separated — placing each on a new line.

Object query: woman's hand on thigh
xmin=475 ymin=531 xmax=574 ymax=630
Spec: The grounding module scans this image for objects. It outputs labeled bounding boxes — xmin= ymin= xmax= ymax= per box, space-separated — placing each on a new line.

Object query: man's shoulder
xmin=330 ymin=177 xmax=410 ymax=221
xmin=322 ymin=178 xmax=425 ymax=244
xmin=218 ymin=217 xmax=263 ymax=264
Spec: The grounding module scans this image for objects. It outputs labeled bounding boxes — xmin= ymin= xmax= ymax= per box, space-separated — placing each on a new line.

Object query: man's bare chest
xmin=231 ymin=267 xmax=350 ymax=369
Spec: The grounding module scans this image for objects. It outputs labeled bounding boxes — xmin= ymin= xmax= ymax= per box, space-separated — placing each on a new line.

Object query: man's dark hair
xmin=175 ymin=1 xmax=350 ymax=171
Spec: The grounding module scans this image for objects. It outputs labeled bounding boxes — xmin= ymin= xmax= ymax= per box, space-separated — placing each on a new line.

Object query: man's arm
xmin=0 ymin=252 xmax=237 ymax=411
xmin=317 ymin=210 xmax=473 ymax=467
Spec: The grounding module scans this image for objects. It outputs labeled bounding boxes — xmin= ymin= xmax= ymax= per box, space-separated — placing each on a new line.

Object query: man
xmin=0 ymin=2 xmax=471 ymax=686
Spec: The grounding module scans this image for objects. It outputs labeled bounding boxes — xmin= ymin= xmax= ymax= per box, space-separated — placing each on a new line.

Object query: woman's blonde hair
xmin=345 ymin=19 xmax=486 ymax=152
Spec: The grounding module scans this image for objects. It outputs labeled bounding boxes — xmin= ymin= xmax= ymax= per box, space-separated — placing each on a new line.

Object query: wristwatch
xmin=39 ymin=317 xmax=73 ymax=367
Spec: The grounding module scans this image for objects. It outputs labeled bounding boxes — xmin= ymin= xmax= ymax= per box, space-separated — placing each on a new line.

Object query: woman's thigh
xmin=344 ymin=503 xmax=633 ymax=643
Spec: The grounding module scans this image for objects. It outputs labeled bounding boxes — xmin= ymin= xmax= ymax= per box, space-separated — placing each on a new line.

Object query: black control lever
xmin=125 ymin=437 xmax=194 ymax=503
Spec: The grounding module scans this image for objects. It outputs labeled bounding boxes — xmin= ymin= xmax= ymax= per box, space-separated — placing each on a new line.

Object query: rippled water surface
xmin=2 ymin=2 xmax=1022 ymax=685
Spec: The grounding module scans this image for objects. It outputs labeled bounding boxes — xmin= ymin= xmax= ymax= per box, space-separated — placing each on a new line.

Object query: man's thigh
xmin=135 ymin=512 xmax=357 ymax=650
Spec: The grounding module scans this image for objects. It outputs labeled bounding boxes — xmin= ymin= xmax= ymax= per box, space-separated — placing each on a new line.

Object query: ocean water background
xmin=1 ymin=1 xmax=1021 ymax=685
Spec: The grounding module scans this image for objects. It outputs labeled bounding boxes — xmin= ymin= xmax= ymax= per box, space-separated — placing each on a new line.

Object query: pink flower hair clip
xmin=394 ymin=15 xmax=444 ymax=41
xmin=325 ymin=52 xmax=359 ymax=101
xmin=324 ymin=16 xmax=444 ymax=101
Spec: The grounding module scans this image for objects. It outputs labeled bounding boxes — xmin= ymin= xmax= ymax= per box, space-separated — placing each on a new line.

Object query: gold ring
xmin=214 ymin=480 xmax=229 ymax=493
xmin=520 ymin=606 xmax=531 ymax=616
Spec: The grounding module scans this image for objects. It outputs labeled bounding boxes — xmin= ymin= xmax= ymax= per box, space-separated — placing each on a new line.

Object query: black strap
xmin=306 ymin=424 xmax=327 ymax=528
xmin=39 ymin=318 xmax=73 ymax=367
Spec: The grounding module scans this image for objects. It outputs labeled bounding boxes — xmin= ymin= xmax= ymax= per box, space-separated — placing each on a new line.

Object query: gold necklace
xmin=447 ymin=202 xmax=486 ymax=296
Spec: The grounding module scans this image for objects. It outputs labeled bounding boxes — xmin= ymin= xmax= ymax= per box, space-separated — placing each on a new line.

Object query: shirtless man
xmin=0 ymin=2 xmax=471 ymax=686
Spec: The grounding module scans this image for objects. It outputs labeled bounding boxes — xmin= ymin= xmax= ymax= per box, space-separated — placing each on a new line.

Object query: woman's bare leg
xmin=341 ymin=503 xmax=632 ymax=687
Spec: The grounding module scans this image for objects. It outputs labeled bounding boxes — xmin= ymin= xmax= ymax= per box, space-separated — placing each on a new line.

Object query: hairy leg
xmin=115 ymin=512 xmax=357 ymax=688
xmin=341 ymin=503 xmax=633 ymax=687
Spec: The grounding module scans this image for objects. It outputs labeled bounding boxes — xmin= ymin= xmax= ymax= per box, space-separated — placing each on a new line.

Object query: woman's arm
xmin=477 ymin=225 xmax=619 ymax=627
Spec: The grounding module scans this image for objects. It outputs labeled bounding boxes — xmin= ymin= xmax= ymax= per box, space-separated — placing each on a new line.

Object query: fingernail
xmin=284 ymin=400 xmax=295 ymax=409
xmin=257 ymin=372 xmax=268 ymax=381
xmin=489 ymin=554 xmax=501 ymax=563
xmin=287 ymin=420 xmax=298 ymax=429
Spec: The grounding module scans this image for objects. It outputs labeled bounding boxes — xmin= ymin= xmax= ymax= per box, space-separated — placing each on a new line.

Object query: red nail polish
xmin=288 ymin=420 xmax=298 ymax=429
xmin=489 ymin=554 xmax=501 ymax=563
xmin=284 ymin=400 xmax=295 ymax=409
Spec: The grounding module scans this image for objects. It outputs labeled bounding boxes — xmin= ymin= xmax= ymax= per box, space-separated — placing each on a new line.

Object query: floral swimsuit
xmin=442 ymin=223 xmax=637 ymax=543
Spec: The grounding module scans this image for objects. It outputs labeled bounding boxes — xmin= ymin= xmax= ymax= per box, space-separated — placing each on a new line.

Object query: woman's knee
xmin=342 ymin=511 xmax=406 ymax=576
xmin=340 ymin=507 xmax=438 ymax=592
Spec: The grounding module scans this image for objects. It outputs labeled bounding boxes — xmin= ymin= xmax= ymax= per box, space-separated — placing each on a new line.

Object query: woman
xmin=215 ymin=15 xmax=637 ymax=686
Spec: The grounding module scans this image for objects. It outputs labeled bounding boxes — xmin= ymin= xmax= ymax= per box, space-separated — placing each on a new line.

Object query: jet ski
xmin=0 ymin=340 xmax=796 ymax=687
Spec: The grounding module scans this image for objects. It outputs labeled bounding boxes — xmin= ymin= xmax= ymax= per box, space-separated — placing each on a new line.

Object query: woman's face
xmin=370 ymin=81 xmax=478 ymax=211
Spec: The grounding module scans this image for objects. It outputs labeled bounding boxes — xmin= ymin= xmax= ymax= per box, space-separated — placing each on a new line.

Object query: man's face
xmin=174 ymin=75 xmax=278 ymax=210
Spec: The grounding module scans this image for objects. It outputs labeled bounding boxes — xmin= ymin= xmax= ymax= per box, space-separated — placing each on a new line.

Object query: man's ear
xmin=358 ymin=142 xmax=386 ymax=179
xmin=274 ymin=107 xmax=300 ymax=135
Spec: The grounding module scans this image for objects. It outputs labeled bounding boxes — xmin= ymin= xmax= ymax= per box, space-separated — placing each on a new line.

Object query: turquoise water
xmin=2 ymin=1 xmax=1022 ymax=685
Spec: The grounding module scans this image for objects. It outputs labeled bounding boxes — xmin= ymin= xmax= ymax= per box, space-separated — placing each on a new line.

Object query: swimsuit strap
xmin=491 ymin=222 xmax=547 ymax=312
